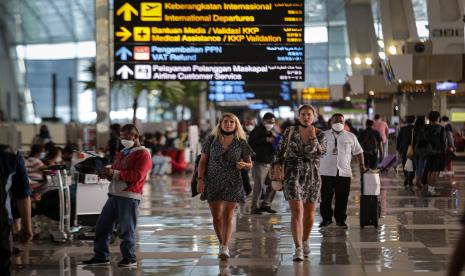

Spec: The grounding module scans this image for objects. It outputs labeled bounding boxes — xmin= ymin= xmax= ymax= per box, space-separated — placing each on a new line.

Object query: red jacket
xmin=109 ymin=146 xmax=152 ymax=200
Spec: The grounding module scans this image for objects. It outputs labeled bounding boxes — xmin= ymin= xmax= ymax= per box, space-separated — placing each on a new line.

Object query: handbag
xmin=272 ymin=127 xmax=294 ymax=191
xmin=191 ymin=136 xmax=213 ymax=197
xmin=406 ymin=129 xmax=414 ymax=159
xmin=404 ymin=158 xmax=414 ymax=172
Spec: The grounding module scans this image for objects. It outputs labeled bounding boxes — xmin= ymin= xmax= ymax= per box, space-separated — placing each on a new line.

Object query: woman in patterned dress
xmin=272 ymin=105 xmax=327 ymax=261
xmin=197 ymin=113 xmax=254 ymax=260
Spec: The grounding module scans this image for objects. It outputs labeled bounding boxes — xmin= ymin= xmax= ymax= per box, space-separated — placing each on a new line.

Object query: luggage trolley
xmin=42 ymin=165 xmax=73 ymax=242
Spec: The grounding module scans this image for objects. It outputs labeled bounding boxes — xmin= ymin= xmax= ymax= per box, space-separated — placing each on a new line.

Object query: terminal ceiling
xmin=0 ymin=0 xmax=428 ymax=45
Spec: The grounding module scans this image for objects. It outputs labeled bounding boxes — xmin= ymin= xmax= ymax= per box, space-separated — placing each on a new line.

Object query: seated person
xmin=44 ymin=147 xmax=63 ymax=167
xmin=145 ymin=132 xmax=171 ymax=176
xmin=26 ymin=144 xmax=46 ymax=183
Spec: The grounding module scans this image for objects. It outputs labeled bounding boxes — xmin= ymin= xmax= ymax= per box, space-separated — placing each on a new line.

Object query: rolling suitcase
xmin=360 ymin=172 xmax=380 ymax=229
xmin=378 ymin=154 xmax=396 ymax=173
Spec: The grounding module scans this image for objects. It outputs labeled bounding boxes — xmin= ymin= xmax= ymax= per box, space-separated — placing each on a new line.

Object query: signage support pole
xmin=95 ymin=0 xmax=111 ymax=148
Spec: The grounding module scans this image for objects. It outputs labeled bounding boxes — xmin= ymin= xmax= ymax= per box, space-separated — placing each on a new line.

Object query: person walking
xmin=196 ymin=113 xmax=254 ymax=260
xmin=396 ymin=115 xmax=415 ymax=188
xmin=272 ymin=105 xmax=327 ymax=261
xmin=373 ymin=114 xmax=390 ymax=159
xmin=358 ymin=119 xmax=383 ymax=170
xmin=319 ymin=113 xmax=365 ymax=229
xmin=249 ymin=112 xmax=278 ymax=215
xmin=83 ymin=124 xmax=152 ymax=267
xmin=412 ymin=116 xmax=428 ymax=188
xmin=0 ymin=150 xmax=33 ymax=276
xmin=442 ymin=116 xmax=456 ymax=174
xmin=424 ymin=111 xmax=447 ymax=196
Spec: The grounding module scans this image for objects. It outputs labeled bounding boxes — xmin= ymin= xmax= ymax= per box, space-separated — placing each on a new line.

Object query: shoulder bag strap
xmin=283 ymin=126 xmax=294 ymax=160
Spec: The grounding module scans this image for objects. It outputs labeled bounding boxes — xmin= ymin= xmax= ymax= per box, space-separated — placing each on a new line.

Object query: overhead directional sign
xmin=114 ymin=0 xmax=305 ymax=81
xmin=116 ymin=3 xmax=138 ymax=21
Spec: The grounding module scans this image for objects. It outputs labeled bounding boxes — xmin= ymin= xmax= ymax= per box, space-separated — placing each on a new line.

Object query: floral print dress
xmin=200 ymin=135 xmax=254 ymax=203
xmin=273 ymin=126 xmax=327 ymax=203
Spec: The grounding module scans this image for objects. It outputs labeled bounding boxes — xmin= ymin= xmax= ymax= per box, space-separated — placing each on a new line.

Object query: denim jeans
xmin=93 ymin=195 xmax=140 ymax=261
xmin=152 ymin=155 xmax=171 ymax=175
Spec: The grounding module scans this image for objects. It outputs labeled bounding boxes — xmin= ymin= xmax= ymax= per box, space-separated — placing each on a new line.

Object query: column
xmin=345 ymin=1 xmax=379 ymax=76
xmin=95 ymin=0 xmax=111 ymax=148
xmin=379 ymin=0 xmax=418 ymax=55
xmin=427 ymin=0 xmax=464 ymax=54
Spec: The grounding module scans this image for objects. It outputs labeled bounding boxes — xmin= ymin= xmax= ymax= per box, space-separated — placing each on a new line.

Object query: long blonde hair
xmin=211 ymin=113 xmax=247 ymax=140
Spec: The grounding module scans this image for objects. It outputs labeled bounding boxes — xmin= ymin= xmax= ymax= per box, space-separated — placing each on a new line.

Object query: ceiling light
xmin=377 ymin=40 xmax=385 ymax=48
xmin=388 ymin=46 xmax=397 ymax=55
xmin=369 ymin=91 xmax=375 ymax=96
xmin=398 ymin=79 xmax=403 ymax=84
xmin=365 ymin=57 xmax=373 ymax=65
xmin=345 ymin=58 xmax=352 ymax=65
xmin=378 ymin=52 xmax=386 ymax=60
xmin=451 ymin=90 xmax=456 ymax=94
xmin=345 ymin=96 xmax=351 ymax=101
xmin=353 ymin=57 xmax=362 ymax=65
xmin=415 ymin=80 xmax=422 ymax=84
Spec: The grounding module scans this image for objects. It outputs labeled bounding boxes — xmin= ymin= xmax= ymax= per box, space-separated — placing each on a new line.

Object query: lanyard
xmin=331 ymin=131 xmax=339 ymax=155
xmin=331 ymin=131 xmax=338 ymax=147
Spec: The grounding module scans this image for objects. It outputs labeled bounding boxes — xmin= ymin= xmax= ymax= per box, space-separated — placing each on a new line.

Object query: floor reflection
xmin=11 ymin=162 xmax=465 ymax=275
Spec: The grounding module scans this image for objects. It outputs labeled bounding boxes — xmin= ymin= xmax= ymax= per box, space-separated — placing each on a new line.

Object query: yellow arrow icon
xmin=116 ymin=27 xmax=132 ymax=42
xmin=116 ymin=3 xmax=138 ymax=22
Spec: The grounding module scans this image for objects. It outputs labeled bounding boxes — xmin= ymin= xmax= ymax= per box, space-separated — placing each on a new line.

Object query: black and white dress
xmin=273 ymin=126 xmax=327 ymax=203
xmin=201 ymin=135 xmax=254 ymax=203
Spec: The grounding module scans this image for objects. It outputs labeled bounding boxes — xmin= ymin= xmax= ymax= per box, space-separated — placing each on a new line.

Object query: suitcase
xmin=360 ymin=172 xmax=380 ymax=229
xmin=378 ymin=154 xmax=397 ymax=173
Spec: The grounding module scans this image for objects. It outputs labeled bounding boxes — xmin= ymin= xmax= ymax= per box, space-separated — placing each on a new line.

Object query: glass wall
xmin=304 ymin=0 xmax=351 ymax=88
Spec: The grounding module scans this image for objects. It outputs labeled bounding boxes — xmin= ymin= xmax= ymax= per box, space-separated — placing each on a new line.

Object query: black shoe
xmin=318 ymin=220 xmax=332 ymax=228
xmin=12 ymin=247 xmax=22 ymax=255
xmin=260 ymin=206 xmax=277 ymax=214
xmin=336 ymin=221 xmax=348 ymax=229
xmin=82 ymin=257 xmax=110 ymax=266
xmin=118 ymin=259 xmax=137 ymax=267
xmin=251 ymin=208 xmax=263 ymax=215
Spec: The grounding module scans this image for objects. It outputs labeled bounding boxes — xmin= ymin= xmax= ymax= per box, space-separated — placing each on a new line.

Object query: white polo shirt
xmin=319 ymin=129 xmax=363 ymax=177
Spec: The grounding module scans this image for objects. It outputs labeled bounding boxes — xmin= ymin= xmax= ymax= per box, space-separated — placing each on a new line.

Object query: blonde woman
xmin=197 ymin=113 xmax=254 ymax=260
xmin=273 ymin=105 xmax=327 ymax=261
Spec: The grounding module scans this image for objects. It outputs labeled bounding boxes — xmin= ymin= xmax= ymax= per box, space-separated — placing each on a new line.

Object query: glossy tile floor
xmin=11 ymin=161 xmax=465 ymax=275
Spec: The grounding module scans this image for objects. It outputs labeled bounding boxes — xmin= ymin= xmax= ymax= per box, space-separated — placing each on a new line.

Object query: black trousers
xmin=320 ymin=175 xmax=351 ymax=223
xmin=364 ymin=153 xmax=378 ymax=170
xmin=401 ymin=155 xmax=414 ymax=186
xmin=1 ymin=222 xmax=11 ymax=276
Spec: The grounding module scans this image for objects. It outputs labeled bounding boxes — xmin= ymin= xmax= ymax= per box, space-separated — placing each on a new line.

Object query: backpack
xmin=414 ymin=130 xmax=432 ymax=157
xmin=359 ymin=130 xmax=378 ymax=155
xmin=425 ymin=125 xmax=445 ymax=154
xmin=74 ymin=156 xmax=108 ymax=175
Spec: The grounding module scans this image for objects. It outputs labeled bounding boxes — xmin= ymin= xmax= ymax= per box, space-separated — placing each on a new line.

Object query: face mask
xmin=121 ymin=139 xmax=135 ymax=149
xmin=39 ymin=152 xmax=46 ymax=159
xmin=264 ymin=124 xmax=274 ymax=131
xmin=332 ymin=123 xmax=344 ymax=132
xmin=221 ymin=129 xmax=235 ymax=136
xmin=245 ymin=125 xmax=255 ymax=132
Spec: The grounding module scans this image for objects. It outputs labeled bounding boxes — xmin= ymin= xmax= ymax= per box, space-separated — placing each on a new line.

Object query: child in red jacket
xmin=83 ymin=124 xmax=152 ymax=267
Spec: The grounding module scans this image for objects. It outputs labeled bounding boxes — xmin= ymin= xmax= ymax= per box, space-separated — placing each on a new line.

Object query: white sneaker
xmin=303 ymin=242 xmax=311 ymax=258
xmin=219 ymin=245 xmax=230 ymax=260
xmin=428 ymin=186 xmax=436 ymax=196
xmin=293 ymin=247 xmax=304 ymax=262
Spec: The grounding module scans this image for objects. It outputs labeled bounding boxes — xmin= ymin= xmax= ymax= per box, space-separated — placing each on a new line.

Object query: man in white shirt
xmin=319 ymin=114 xmax=366 ymax=229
